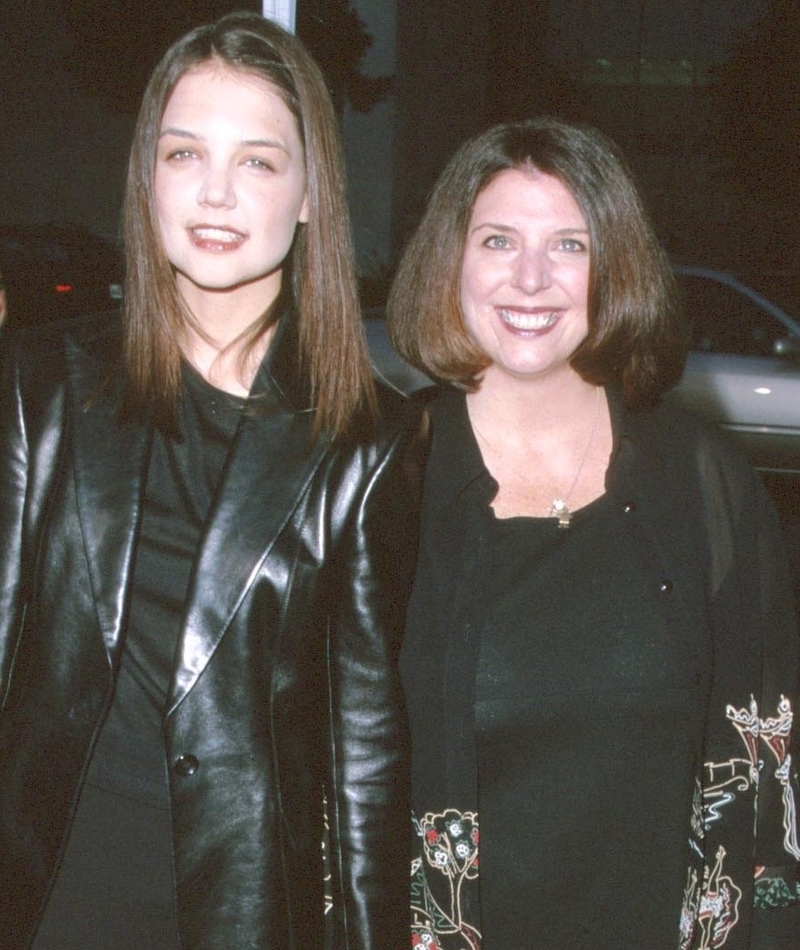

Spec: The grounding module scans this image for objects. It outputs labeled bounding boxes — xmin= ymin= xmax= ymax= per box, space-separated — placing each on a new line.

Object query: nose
xmin=198 ymin=163 xmax=236 ymax=209
xmin=511 ymin=246 xmax=552 ymax=294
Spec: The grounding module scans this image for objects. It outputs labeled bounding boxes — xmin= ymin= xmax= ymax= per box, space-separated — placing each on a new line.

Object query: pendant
xmin=548 ymin=498 xmax=572 ymax=529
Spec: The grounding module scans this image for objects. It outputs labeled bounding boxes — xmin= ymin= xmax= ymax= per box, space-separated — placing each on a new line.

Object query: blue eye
xmin=559 ymin=238 xmax=587 ymax=252
xmin=483 ymin=234 xmax=510 ymax=250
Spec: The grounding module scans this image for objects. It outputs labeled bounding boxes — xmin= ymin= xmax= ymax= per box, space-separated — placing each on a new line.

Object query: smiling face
xmin=460 ymin=166 xmax=591 ymax=388
xmin=154 ymin=62 xmax=309 ymax=321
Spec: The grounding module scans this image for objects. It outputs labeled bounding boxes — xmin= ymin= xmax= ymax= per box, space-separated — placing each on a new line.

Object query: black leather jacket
xmin=0 ymin=313 xmax=427 ymax=950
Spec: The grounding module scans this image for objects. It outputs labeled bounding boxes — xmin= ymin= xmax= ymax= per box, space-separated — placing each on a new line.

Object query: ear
xmin=298 ymin=191 xmax=310 ymax=225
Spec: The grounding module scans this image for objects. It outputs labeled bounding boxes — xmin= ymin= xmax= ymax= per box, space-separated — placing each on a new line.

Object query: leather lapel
xmin=66 ymin=332 xmax=150 ymax=661
xmin=168 ymin=403 xmax=328 ymax=713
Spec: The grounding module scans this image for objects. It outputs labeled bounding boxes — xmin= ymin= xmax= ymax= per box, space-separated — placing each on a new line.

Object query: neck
xmin=467 ymin=367 xmax=600 ymax=445
xmin=466 ymin=370 xmax=612 ymax=522
xmin=176 ymin=276 xmax=281 ymax=396
xmin=181 ymin=323 xmax=275 ymax=397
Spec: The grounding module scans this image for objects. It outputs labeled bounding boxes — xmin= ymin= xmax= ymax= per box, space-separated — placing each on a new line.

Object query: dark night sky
xmin=547 ymin=0 xmax=763 ymax=61
xmin=0 ymin=0 xmax=134 ymax=235
xmin=0 ymin=0 xmax=770 ymax=246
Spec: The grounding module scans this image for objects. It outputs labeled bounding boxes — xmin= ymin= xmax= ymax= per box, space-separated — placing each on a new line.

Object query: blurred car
xmin=0 ymin=223 xmax=123 ymax=331
xmin=668 ymin=265 xmax=800 ymax=478
xmin=364 ymin=308 xmax=432 ymax=397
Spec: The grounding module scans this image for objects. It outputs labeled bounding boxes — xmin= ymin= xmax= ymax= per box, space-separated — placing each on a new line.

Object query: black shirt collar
xmin=250 ymin=305 xmax=314 ymax=412
xmin=424 ymin=383 xmax=666 ymax=511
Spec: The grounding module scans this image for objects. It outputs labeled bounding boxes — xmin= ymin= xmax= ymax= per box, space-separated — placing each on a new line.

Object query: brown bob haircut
xmin=121 ymin=11 xmax=374 ymax=437
xmin=387 ymin=117 xmax=687 ymax=410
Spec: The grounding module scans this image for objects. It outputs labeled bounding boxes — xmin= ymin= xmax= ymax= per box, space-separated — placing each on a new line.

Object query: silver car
xmin=668 ymin=265 xmax=800 ymax=477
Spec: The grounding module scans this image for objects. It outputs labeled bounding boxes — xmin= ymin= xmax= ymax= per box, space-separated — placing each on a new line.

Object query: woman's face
xmin=154 ymin=63 xmax=309 ymax=317
xmin=459 ymin=167 xmax=591 ymax=387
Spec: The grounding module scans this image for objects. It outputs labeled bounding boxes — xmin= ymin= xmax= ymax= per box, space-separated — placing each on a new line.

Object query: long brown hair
xmin=121 ymin=11 xmax=375 ymax=437
xmin=387 ymin=117 xmax=686 ymax=410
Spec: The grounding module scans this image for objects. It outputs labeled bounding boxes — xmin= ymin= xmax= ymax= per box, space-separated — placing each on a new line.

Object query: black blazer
xmin=0 ymin=312 xmax=427 ymax=950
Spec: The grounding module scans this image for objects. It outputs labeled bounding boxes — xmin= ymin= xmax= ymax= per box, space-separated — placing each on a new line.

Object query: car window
xmin=678 ymin=274 xmax=785 ymax=357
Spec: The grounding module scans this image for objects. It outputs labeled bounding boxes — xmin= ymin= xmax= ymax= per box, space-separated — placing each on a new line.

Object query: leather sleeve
xmin=325 ymin=406 xmax=428 ymax=950
xmin=0 ymin=334 xmax=31 ymax=702
xmin=0 ymin=330 xmax=68 ymax=705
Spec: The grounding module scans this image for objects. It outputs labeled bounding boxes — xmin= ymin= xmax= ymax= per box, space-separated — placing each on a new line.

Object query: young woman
xmin=0 ymin=13 xmax=425 ymax=950
xmin=388 ymin=117 xmax=800 ymax=949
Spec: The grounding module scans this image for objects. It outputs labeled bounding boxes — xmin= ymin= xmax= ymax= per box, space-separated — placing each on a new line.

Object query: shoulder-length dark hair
xmin=387 ymin=117 xmax=687 ymax=410
xmin=122 ymin=11 xmax=375 ymax=437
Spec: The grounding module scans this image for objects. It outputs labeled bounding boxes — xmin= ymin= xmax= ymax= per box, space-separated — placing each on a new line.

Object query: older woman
xmin=0 ymin=13 xmax=425 ymax=950
xmin=388 ymin=117 xmax=799 ymax=949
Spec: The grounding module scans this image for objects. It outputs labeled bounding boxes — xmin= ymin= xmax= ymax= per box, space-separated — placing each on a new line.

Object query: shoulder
xmin=671 ymin=406 xmax=757 ymax=483
xmin=1 ymin=310 xmax=121 ymax=384
xmin=627 ymin=397 xmax=756 ymax=477
xmin=624 ymin=397 xmax=769 ymax=519
xmin=0 ymin=312 xmax=122 ymax=454
xmin=323 ymin=381 xmax=430 ymax=492
xmin=367 ymin=378 xmax=431 ymax=451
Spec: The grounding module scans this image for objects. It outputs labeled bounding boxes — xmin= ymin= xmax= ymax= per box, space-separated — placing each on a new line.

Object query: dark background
xmin=1 ymin=0 xmax=798 ymax=311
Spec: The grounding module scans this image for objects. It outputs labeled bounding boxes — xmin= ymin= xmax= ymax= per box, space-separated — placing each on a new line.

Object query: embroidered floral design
xmin=680 ymin=867 xmax=701 ymax=950
xmin=756 ymin=695 xmax=800 ymax=860
xmin=681 ymin=696 xmax=800 ymax=945
xmin=323 ymin=796 xmax=333 ymax=916
xmin=753 ymin=867 xmax=800 ymax=910
xmin=689 ymin=778 xmax=705 ymax=858
xmin=681 ymin=848 xmax=742 ymax=949
xmin=724 ymin=695 xmax=800 ymax=861
xmin=411 ymin=810 xmax=481 ymax=950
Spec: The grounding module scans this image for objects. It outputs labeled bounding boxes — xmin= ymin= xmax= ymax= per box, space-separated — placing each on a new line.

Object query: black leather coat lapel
xmin=66 ymin=335 xmax=149 ymax=660
xmin=168 ymin=404 xmax=327 ymax=712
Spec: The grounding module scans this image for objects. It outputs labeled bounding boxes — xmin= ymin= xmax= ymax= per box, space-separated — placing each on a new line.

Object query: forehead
xmin=471 ymin=167 xmax=585 ymax=225
xmin=162 ymin=62 xmax=300 ymax=141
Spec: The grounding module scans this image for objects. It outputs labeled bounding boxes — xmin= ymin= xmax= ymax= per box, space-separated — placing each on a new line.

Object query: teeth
xmin=193 ymin=227 xmax=242 ymax=243
xmin=499 ymin=309 xmax=557 ymax=330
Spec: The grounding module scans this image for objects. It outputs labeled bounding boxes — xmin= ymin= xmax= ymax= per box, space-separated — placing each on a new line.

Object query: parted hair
xmin=387 ymin=117 xmax=687 ymax=410
xmin=121 ymin=11 xmax=375 ymax=436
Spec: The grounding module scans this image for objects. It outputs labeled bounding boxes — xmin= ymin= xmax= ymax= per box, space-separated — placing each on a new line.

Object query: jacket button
xmin=659 ymin=580 xmax=673 ymax=595
xmin=623 ymin=501 xmax=637 ymax=514
xmin=174 ymin=754 xmax=199 ymax=777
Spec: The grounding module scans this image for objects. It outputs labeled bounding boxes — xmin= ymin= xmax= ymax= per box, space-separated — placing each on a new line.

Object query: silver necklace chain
xmin=473 ymin=387 xmax=602 ymax=529
xmin=547 ymin=387 xmax=601 ymax=528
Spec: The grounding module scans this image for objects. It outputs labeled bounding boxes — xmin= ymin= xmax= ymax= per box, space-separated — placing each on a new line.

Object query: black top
xmin=402 ymin=386 xmax=800 ymax=950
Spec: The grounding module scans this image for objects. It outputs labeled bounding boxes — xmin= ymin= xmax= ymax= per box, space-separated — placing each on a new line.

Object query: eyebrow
xmin=470 ymin=222 xmax=589 ymax=236
xmin=159 ymin=127 xmax=289 ymax=153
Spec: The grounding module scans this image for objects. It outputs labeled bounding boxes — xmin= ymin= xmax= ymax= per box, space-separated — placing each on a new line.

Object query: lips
xmin=498 ymin=308 xmax=560 ymax=331
xmin=189 ymin=226 xmax=246 ymax=251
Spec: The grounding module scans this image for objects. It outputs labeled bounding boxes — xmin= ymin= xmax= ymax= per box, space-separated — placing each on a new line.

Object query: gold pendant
xmin=548 ymin=499 xmax=572 ymax=528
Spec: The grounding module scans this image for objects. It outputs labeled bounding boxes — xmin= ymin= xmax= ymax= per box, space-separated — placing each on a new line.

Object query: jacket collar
xmin=168 ymin=309 xmax=328 ymax=711
xmin=65 ymin=321 xmax=151 ymax=661
xmin=65 ymin=313 xmax=330 ymax=704
xmin=424 ymin=385 xmax=494 ymax=513
xmin=604 ymin=387 xmax=667 ymax=496
xmin=168 ymin=394 xmax=329 ymax=712
xmin=255 ymin=307 xmax=315 ymax=412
